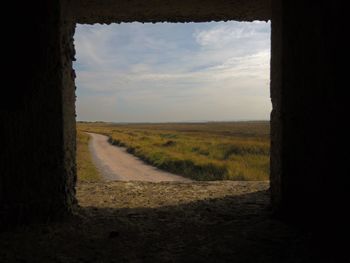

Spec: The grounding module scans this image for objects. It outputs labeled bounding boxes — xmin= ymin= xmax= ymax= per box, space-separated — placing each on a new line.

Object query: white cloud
xmin=194 ymin=21 xmax=269 ymax=49
xmin=74 ymin=21 xmax=271 ymax=122
xmin=195 ymin=25 xmax=251 ymax=47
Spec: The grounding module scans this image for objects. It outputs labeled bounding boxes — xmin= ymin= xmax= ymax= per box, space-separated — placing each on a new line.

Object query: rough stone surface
xmin=1 ymin=0 xmax=272 ymax=226
xmin=0 ymin=0 xmax=76 ymax=226
xmin=269 ymin=0 xmax=282 ymax=215
xmin=1 ymin=3 xmax=348 ymax=259
xmin=0 ymin=181 xmax=318 ymax=262
xmin=269 ymin=1 xmax=348 ymax=254
xmin=71 ymin=0 xmax=271 ymax=24
xmin=270 ymin=0 xmax=347 ymax=223
xmin=77 ymin=181 xmax=270 ymax=208
xmin=61 ymin=6 xmax=78 ymax=214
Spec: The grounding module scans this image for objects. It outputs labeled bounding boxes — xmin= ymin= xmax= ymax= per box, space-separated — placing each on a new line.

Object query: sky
xmin=74 ymin=21 xmax=271 ymax=122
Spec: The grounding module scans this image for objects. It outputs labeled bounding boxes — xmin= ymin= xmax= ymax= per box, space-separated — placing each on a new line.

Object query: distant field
xmin=76 ymin=130 xmax=101 ymax=182
xmin=77 ymin=121 xmax=270 ymax=181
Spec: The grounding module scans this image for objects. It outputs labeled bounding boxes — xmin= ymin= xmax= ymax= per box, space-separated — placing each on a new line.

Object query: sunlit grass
xmin=77 ymin=121 xmax=270 ymax=181
xmin=76 ymin=130 xmax=101 ymax=182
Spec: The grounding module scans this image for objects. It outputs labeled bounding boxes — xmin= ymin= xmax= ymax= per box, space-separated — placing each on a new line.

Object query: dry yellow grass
xmin=76 ymin=130 xmax=101 ymax=182
xmin=77 ymin=121 xmax=270 ymax=181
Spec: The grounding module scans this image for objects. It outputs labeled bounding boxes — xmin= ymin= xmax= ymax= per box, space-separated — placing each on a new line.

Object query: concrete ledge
xmin=71 ymin=0 xmax=271 ymax=24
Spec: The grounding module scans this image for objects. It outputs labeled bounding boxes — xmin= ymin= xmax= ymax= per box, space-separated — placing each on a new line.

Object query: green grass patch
xmin=78 ymin=121 xmax=270 ymax=181
xmin=76 ymin=130 xmax=101 ymax=182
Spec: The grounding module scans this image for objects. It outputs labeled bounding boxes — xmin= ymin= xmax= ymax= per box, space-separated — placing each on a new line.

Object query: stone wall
xmin=1 ymin=0 xmax=347 ymax=236
xmin=0 ymin=0 xmax=76 ymax=226
xmin=0 ymin=0 xmax=272 ymax=226
xmin=72 ymin=0 xmax=271 ymax=24
xmin=270 ymin=2 xmax=348 ymax=250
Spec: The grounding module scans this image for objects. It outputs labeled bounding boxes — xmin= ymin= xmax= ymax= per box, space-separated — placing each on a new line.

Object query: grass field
xmin=76 ymin=130 xmax=101 ymax=182
xmin=77 ymin=121 xmax=270 ymax=181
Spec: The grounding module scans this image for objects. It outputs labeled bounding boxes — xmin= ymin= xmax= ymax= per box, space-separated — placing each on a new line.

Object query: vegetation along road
xmin=87 ymin=132 xmax=191 ymax=182
xmin=78 ymin=121 xmax=270 ymax=181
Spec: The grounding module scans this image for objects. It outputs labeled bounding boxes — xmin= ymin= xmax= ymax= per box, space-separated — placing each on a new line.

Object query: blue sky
xmin=74 ymin=21 xmax=271 ymax=122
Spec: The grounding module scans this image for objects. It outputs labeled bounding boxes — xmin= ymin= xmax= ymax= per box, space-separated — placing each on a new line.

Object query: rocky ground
xmin=1 ymin=181 xmax=316 ymax=262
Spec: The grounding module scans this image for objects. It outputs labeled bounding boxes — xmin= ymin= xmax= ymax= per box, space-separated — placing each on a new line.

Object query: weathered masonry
xmin=0 ymin=0 xmax=346 ymax=239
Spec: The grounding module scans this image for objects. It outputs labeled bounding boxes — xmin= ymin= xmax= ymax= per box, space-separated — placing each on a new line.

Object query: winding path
xmin=87 ymin=132 xmax=191 ymax=182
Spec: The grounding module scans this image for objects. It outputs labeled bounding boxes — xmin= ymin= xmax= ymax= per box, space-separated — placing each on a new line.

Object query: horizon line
xmin=77 ymin=119 xmax=270 ymax=124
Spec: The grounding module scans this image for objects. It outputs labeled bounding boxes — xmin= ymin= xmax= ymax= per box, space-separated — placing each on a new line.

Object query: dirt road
xmin=87 ymin=132 xmax=191 ymax=182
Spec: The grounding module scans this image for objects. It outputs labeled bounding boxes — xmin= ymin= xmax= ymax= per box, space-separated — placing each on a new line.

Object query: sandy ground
xmin=87 ymin=132 xmax=191 ymax=182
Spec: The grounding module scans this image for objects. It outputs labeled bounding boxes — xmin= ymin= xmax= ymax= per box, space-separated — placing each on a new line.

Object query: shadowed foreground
xmin=1 ymin=181 xmax=316 ymax=262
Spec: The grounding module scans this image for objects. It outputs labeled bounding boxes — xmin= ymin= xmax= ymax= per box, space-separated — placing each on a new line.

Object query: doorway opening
xmin=73 ymin=21 xmax=271 ymax=185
